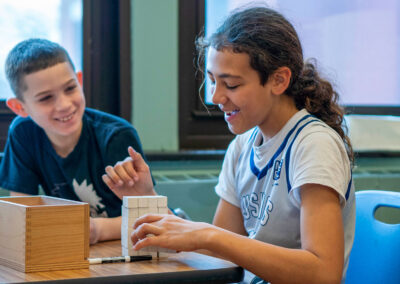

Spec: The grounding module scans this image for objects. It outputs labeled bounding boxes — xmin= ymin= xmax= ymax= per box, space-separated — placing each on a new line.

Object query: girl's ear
xmin=76 ymin=71 xmax=83 ymax=87
xmin=6 ymin=98 xmax=29 ymax=117
xmin=270 ymin=66 xmax=292 ymax=95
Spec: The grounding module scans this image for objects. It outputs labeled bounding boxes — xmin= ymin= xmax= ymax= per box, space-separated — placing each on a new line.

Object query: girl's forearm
xmin=203 ymin=228 xmax=341 ymax=284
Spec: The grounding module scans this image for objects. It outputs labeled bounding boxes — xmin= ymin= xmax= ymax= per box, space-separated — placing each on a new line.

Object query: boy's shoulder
xmin=9 ymin=115 xmax=39 ymax=136
xmin=83 ymin=108 xmax=138 ymax=139
xmin=84 ymin=108 xmax=133 ymax=129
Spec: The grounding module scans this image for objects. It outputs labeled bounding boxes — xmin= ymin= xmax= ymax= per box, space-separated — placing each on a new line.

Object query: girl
xmin=103 ymin=6 xmax=355 ymax=284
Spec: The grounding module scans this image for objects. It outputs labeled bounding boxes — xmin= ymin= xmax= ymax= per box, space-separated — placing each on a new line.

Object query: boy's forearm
xmin=94 ymin=216 xmax=122 ymax=243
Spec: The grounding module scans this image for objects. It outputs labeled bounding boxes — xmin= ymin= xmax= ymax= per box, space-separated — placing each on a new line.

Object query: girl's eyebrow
xmin=207 ymin=70 xmax=242 ymax=79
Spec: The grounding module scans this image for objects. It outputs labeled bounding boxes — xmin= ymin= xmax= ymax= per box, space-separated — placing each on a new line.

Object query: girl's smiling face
xmin=207 ymin=47 xmax=282 ymax=137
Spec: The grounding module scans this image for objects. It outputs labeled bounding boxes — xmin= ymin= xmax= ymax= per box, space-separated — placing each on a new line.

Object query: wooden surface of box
xmin=0 ymin=196 xmax=89 ymax=272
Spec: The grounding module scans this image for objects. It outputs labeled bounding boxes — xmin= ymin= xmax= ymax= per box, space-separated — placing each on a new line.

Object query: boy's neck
xmin=47 ymin=123 xmax=83 ymax=158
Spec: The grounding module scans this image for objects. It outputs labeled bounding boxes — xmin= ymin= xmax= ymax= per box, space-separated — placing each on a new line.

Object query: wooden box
xmin=0 ymin=196 xmax=89 ymax=272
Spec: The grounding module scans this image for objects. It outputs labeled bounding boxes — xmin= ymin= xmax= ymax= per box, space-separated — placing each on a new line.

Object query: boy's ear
xmin=76 ymin=71 xmax=83 ymax=87
xmin=270 ymin=66 xmax=292 ymax=96
xmin=6 ymin=98 xmax=29 ymax=117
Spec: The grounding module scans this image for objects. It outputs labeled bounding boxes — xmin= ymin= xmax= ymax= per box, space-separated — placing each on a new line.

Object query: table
xmin=0 ymin=240 xmax=244 ymax=283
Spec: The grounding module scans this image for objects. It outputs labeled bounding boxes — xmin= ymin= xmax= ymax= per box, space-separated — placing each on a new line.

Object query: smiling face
xmin=17 ymin=62 xmax=85 ymax=145
xmin=207 ymin=47 xmax=284 ymax=136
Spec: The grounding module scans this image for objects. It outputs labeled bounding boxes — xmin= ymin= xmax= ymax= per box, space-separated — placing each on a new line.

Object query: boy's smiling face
xmin=16 ymin=62 xmax=86 ymax=145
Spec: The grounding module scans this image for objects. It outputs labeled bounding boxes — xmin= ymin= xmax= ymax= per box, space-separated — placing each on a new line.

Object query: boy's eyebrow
xmin=207 ymin=70 xmax=242 ymax=79
xmin=34 ymin=78 xmax=76 ymax=98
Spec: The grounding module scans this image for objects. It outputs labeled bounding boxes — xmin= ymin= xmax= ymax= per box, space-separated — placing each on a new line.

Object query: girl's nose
xmin=211 ymin=84 xmax=227 ymax=105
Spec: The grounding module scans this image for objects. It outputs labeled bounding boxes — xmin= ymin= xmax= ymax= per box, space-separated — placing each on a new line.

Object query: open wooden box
xmin=0 ymin=196 xmax=89 ymax=272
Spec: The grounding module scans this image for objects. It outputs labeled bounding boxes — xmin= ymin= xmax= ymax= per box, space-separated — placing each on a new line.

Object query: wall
xmin=131 ymin=0 xmax=179 ymax=152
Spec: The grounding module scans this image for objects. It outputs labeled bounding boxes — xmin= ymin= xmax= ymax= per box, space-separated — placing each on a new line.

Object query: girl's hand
xmin=131 ymin=214 xmax=215 ymax=252
xmin=102 ymin=146 xmax=156 ymax=199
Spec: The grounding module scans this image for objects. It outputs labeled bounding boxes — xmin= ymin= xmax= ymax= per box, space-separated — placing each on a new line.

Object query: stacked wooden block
xmin=121 ymin=196 xmax=174 ymax=258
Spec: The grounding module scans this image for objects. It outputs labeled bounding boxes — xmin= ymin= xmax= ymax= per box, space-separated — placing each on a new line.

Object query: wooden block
xmin=122 ymin=196 xmax=139 ymax=208
xmin=138 ymin=207 xmax=150 ymax=216
xmin=0 ymin=196 xmax=89 ymax=272
xmin=158 ymin=206 xmax=168 ymax=214
xmin=157 ymin=196 xmax=168 ymax=207
xmin=122 ymin=196 xmax=168 ymax=208
xmin=121 ymin=245 xmax=138 ymax=256
xmin=146 ymin=197 xmax=157 ymax=208
xmin=138 ymin=197 xmax=149 ymax=208
xmin=121 ymin=245 xmax=152 ymax=257
xmin=121 ymin=227 xmax=133 ymax=248
xmin=121 ymin=206 xmax=139 ymax=219
xmin=158 ymin=247 xmax=177 ymax=254
xmin=121 ymin=216 xmax=136 ymax=229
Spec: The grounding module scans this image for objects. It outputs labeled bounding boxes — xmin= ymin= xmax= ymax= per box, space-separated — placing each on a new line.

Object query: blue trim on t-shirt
xmin=345 ymin=173 xmax=352 ymax=200
xmin=249 ymin=114 xmax=314 ymax=180
xmin=285 ymin=119 xmax=319 ymax=192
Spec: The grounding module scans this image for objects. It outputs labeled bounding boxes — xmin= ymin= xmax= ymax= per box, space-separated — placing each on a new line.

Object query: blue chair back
xmin=346 ymin=190 xmax=400 ymax=284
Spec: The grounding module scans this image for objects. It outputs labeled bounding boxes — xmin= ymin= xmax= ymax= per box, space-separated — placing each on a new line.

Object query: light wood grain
xmin=0 ymin=200 xmax=26 ymax=268
xmin=0 ymin=240 xmax=244 ymax=283
xmin=0 ymin=196 xmax=89 ymax=273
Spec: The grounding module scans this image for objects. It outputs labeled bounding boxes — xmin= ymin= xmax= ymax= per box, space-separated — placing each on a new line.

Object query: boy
xmin=0 ymin=38 xmax=155 ymax=244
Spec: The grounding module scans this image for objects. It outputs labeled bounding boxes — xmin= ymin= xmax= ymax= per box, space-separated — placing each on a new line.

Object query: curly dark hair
xmin=196 ymin=6 xmax=353 ymax=163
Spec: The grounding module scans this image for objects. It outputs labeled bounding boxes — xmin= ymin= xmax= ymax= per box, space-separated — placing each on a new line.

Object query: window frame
xmin=178 ymin=0 xmax=400 ymax=151
xmin=178 ymin=0 xmax=234 ymax=150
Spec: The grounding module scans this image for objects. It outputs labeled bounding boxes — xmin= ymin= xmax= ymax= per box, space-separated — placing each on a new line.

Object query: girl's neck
xmin=259 ymin=96 xmax=298 ymax=140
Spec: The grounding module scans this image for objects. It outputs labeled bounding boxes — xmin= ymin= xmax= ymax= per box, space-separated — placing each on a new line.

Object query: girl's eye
xmin=226 ymin=84 xmax=239 ymax=90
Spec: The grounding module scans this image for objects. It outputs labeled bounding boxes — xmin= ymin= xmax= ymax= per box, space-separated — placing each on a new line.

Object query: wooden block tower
xmin=121 ymin=196 xmax=175 ymax=257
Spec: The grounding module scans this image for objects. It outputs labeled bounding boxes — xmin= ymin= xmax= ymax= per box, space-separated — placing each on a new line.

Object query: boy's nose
xmin=55 ymin=94 xmax=73 ymax=111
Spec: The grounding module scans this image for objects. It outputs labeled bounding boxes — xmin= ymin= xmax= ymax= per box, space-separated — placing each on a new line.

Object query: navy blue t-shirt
xmin=0 ymin=108 xmax=147 ymax=218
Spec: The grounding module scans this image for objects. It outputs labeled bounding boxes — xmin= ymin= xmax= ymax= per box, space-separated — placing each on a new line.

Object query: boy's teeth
xmin=59 ymin=113 xmax=73 ymax=122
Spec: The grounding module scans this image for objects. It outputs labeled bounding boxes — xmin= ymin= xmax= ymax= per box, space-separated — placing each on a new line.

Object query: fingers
xmin=114 ymin=160 xmax=138 ymax=184
xmin=133 ymin=235 xmax=160 ymax=251
xmin=128 ymin=146 xmax=149 ymax=172
xmin=103 ymin=161 xmax=138 ymax=189
xmin=133 ymin=214 xmax=165 ymax=229
xmin=131 ymin=223 xmax=163 ymax=245
xmin=102 ymin=173 xmax=115 ymax=190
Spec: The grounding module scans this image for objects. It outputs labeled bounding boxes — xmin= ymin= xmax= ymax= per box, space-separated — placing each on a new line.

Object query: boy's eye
xmin=38 ymin=95 xmax=52 ymax=102
xmin=65 ymin=85 xmax=77 ymax=92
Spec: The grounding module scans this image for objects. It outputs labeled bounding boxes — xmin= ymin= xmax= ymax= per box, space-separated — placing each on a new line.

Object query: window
xmin=179 ymin=0 xmax=400 ymax=150
xmin=0 ymin=0 xmax=82 ymax=100
xmin=179 ymin=0 xmax=234 ymax=150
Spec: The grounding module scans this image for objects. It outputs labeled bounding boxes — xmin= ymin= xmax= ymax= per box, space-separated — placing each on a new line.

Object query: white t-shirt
xmin=215 ymin=109 xmax=355 ymax=284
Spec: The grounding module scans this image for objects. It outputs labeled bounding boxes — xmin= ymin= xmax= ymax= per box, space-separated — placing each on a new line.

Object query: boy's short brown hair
xmin=5 ymin=38 xmax=75 ymax=100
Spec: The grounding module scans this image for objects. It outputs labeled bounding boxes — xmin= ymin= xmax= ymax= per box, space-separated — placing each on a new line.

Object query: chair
xmin=346 ymin=190 xmax=400 ymax=284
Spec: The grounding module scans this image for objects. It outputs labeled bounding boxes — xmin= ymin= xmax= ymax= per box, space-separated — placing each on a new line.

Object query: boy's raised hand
xmin=102 ymin=146 xmax=156 ymax=199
